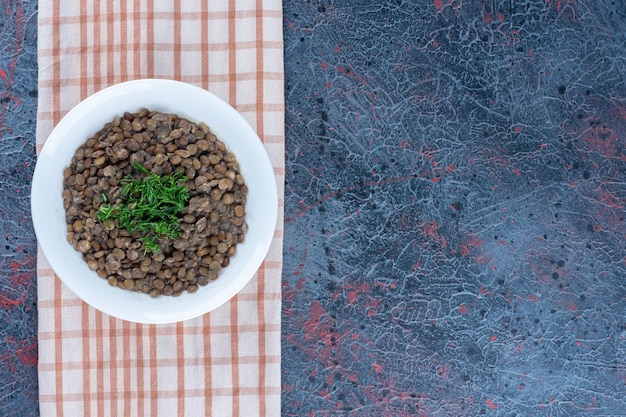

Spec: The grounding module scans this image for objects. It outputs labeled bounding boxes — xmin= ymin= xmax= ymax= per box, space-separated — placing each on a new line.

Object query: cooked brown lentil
xmin=63 ymin=109 xmax=248 ymax=297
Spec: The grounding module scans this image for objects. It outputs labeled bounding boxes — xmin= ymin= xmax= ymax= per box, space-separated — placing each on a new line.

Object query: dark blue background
xmin=0 ymin=1 xmax=39 ymax=416
xmin=281 ymin=1 xmax=626 ymax=416
xmin=2 ymin=0 xmax=626 ymax=415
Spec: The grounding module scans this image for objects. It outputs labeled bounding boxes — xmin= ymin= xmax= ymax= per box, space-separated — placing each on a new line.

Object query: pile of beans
xmin=62 ymin=109 xmax=247 ymax=297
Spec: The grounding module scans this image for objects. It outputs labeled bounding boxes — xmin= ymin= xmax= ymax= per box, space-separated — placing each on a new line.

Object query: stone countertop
xmin=0 ymin=1 xmax=39 ymax=416
xmin=2 ymin=0 xmax=626 ymax=415
xmin=281 ymin=1 xmax=626 ymax=416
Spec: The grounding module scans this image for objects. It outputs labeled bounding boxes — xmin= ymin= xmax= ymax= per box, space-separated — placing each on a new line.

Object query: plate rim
xmin=31 ymin=78 xmax=278 ymax=324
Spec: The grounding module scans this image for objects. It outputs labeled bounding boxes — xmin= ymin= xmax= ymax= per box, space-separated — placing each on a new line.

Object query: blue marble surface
xmin=282 ymin=0 xmax=626 ymax=416
xmin=2 ymin=0 xmax=626 ymax=416
xmin=0 ymin=0 xmax=39 ymax=416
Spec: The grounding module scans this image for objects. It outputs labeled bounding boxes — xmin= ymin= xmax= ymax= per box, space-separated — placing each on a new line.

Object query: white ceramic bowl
xmin=31 ymin=79 xmax=278 ymax=324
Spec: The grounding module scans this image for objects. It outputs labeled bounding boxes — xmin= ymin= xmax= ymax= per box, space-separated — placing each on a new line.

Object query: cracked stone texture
xmin=0 ymin=0 xmax=39 ymax=416
xmin=282 ymin=1 xmax=626 ymax=416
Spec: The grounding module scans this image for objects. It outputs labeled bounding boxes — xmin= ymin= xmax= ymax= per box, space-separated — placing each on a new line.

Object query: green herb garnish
xmin=97 ymin=164 xmax=190 ymax=254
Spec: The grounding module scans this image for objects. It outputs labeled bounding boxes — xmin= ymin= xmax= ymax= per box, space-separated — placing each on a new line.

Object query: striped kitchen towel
xmin=36 ymin=1 xmax=284 ymax=416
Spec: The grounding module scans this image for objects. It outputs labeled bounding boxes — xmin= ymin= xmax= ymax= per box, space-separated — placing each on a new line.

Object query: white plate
xmin=31 ymin=79 xmax=278 ymax=324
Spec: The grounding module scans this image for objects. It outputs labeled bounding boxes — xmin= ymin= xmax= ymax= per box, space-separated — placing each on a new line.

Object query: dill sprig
xmin=97 ymin=162 xmax=190 ymax=254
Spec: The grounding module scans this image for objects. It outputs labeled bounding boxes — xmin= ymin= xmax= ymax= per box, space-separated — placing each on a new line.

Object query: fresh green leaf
xmin=132 ymin=162 xmax=149 ymax=174
xmin=139 ymin=235 xmax=160 ymax=255
xmin=97 ymin=168 xmax=189 ymax=254
xmin=97 ymin=204 xmax=115 ymax=220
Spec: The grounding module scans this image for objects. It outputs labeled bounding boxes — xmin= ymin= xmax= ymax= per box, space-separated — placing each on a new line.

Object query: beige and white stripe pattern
xmin=36 ymin=1 xmax=284 ymax=416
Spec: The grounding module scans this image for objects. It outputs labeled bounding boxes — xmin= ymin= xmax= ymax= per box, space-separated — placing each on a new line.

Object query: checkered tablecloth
xmin=36 ymin=2 xmax=284 ymax=416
